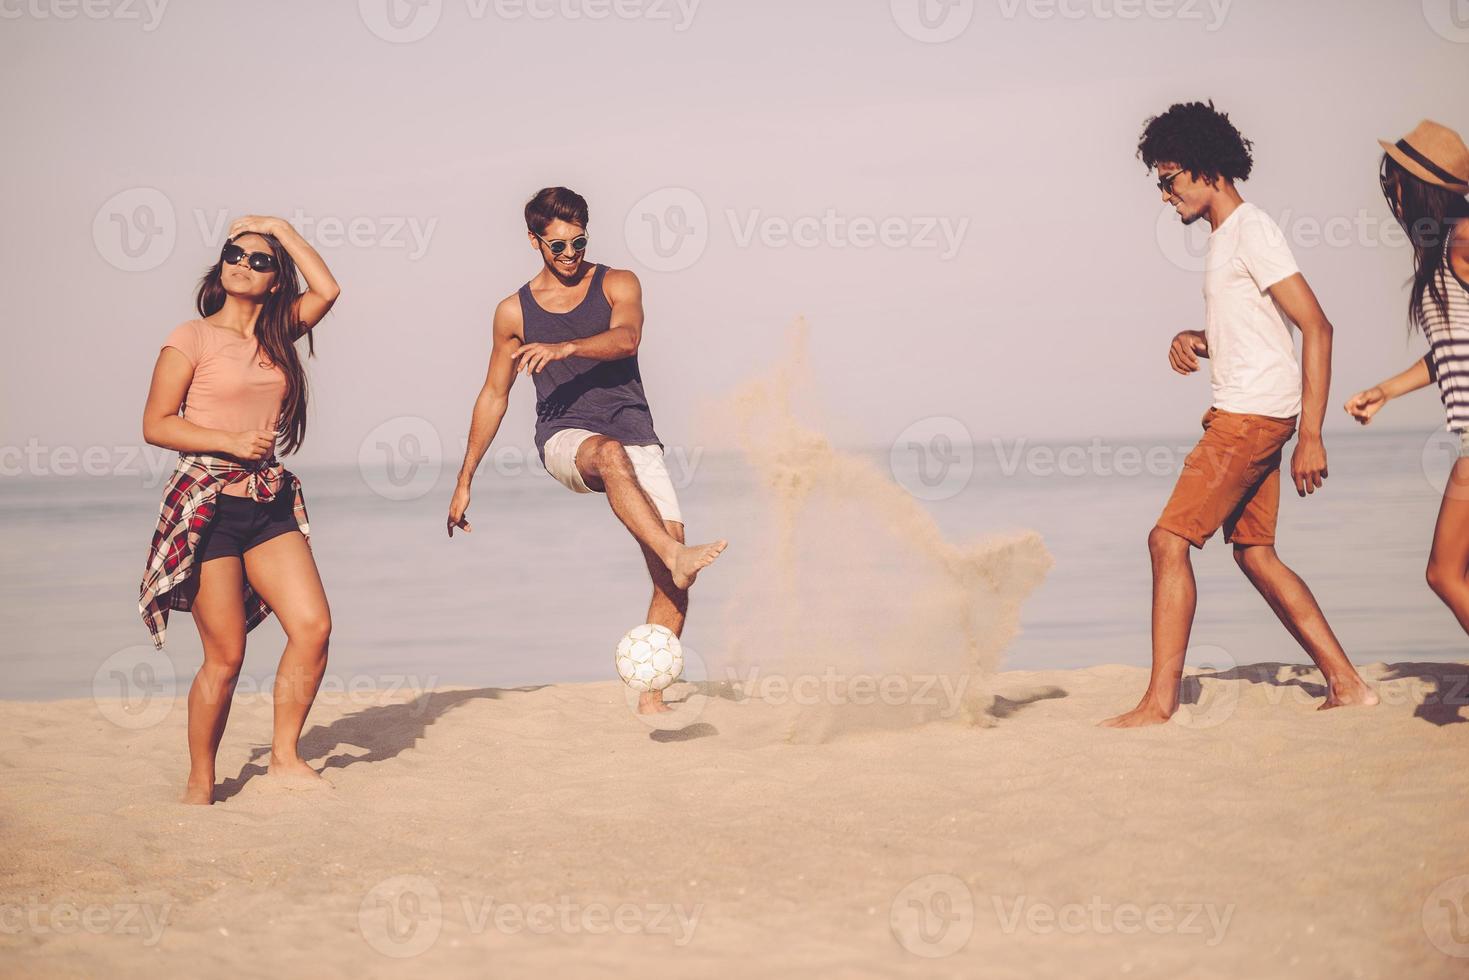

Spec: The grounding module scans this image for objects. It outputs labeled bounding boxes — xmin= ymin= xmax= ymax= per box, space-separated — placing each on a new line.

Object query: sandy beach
xmin=3 ymin=660 xmax=1467 ymax=979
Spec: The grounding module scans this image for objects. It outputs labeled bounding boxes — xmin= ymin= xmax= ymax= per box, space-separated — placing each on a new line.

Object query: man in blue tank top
xmin=447 ymin=187 xmax=728 ymax=714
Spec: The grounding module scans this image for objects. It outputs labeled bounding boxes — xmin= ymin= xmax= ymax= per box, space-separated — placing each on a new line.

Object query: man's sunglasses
xmin=1156 ymin=169 xmax=1185 ymax=195
xmin=221 ymin=242 xmax=278 ymax=273
xmin=535 ymin=232 xmax=588 ymax=256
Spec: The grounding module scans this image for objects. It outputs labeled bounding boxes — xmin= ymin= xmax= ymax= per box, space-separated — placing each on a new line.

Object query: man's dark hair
xmin=1137 ymin=100 xmax=1254 ymax=186
xmin=525 ymin=186 xmax=589 ymax=235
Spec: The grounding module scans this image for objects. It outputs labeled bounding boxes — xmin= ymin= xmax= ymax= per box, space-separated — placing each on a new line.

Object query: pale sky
xmin=3 ymin=0 xmax=1467 ymax=467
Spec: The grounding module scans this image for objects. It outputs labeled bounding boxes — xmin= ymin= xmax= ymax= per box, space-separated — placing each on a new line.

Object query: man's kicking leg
xmin=1232 ymin=544 xmax=1377 ymax=709
xmin=634 ymin=520 xmax=690 ymax=714
xmin=575 ymin=435 xmax=726 ymax=590
xmin=1101 ymin=525 xmax=1199 ymax=728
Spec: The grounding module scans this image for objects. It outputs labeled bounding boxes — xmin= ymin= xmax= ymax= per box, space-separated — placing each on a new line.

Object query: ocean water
xmin=1 ymin=426 xmax=1464 ymax=700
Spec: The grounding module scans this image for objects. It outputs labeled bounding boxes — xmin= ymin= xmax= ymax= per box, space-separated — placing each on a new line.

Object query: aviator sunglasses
xmin=534 ymin=232 xmax=588 ymax=256
xmin=220 ymin=241 xmax=279 ymax=273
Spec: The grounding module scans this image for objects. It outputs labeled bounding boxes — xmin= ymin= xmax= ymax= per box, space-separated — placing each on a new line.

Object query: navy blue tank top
xmin=519 ymin=264 xmax=662 ymax=461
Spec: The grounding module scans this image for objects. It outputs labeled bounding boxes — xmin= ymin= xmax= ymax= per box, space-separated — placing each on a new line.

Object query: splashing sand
xmin=706 ymin=319 xmax=1053 ymax=740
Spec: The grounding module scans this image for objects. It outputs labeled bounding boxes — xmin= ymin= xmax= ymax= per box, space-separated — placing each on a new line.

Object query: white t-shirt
xmin=1202 ymin=202 xmax=1302 ymax=418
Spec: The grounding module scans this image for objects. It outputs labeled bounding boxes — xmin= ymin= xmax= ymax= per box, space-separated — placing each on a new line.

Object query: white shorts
xmin=542 ymin=428 xmax=683 ymax=525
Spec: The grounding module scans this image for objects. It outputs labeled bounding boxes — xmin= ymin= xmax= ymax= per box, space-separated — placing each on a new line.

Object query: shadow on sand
xmin=1184 ymin=661 xmax=1468 ymax=726
xmin=216 ymin=686 xmax=545 ymax=802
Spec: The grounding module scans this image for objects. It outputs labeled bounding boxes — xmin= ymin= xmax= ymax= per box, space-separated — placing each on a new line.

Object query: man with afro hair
xmin=1102 ymin=101 xmax=1378 ymax=727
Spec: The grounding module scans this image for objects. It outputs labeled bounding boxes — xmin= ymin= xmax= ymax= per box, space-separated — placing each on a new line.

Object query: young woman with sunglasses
xmin=1345 ymin=121 xmax=1469 ymax=635
xmin=140 ymin=216 xmax=340 ymax=804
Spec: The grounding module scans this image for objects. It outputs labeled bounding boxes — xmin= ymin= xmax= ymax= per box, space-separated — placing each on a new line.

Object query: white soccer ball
xmin=614 ymin=623 xmax=683 ymax=692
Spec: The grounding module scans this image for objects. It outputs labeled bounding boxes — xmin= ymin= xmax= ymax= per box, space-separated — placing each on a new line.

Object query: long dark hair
xmin=1380 ymin=154 xmax=1469 ymax=332
xmin=194 ymin=233 xmax=314 ymax=456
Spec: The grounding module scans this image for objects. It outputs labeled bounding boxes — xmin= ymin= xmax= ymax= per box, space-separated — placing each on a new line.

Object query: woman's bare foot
xmin=1319 ymin=677 xmax=1380 ymax=711
xmin=181 ymin=777 xmax=215 ymax=805
xmin=267 ymin=751 xmax=323 ymax=782
xmin=638 ymin=691 xmax=673 ymax=714
xmin=669 ymin=540 xmax=728 ymax=590
xmin=1099 ymin=698 xmax=1176 ymax=728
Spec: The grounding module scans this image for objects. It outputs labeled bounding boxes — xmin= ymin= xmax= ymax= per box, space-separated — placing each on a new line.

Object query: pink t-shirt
xmin=162 ymin=319 xmax=287 ymax=494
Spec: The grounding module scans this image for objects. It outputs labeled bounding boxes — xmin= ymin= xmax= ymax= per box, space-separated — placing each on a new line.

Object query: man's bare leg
xmin=634 ymin=520 xmax=691 ymax=715
xmin=1100 ymin=526 xmax=1197 ymax=728
xmin=1233 ymin=544 xmax=1378 ymax=709
xmin=576 ymin=436 xmax=726 ymax=589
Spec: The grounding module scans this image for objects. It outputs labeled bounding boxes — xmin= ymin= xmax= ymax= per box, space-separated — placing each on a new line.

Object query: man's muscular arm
xmin=512 ymin=269 xmax=645 ymax=374
xmin=447 ymin=296 xmax=523 ymax=536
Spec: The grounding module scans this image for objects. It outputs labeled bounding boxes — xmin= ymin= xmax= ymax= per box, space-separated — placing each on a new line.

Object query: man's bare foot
xmin=669 ymin=539 xmax=728 ymax=590
xmin=1099 ymin=702 xmax=1175 ymax=728
xmin=1319 ymin=678 xmax=1380 ymax=711
xmin=639 ymin=691 xmax=673 ymax=714
xmin=181 ymin=778 xmax=214 ymax=805
xmin=267 ymin=752 xmax=324 ymax=782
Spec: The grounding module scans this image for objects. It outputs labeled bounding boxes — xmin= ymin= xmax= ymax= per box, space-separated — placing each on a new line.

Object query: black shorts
xmin=197 ymin=491 xmax=301 ymax=563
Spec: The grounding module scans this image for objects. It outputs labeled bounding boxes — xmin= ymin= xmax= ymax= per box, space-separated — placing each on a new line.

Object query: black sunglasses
xmin=1156 ymin=169 xmax=1185 ymax=195
xmin=535 ymin=232 xmax=588 ymax=256
xmin=221 ymin=242 xmax=278 ymax=273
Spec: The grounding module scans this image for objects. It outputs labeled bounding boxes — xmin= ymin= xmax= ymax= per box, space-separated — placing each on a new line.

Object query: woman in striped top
xmin=1345 ymin=120 xmax=1469 ymax=635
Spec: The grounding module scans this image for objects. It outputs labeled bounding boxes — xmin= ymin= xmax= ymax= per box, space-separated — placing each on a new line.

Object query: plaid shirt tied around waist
xmin=138 ymin=453 xmax=311 ymax=649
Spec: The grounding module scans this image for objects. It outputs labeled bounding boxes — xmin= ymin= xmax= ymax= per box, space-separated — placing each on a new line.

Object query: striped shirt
xmin=1423 ymin=228 xmax=1469 ymax=434
xmin=138 ymin=453 xmax=310 ymax=649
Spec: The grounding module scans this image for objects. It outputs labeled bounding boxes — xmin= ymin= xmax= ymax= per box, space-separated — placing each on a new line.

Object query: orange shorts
xmin=1157 ymin=407 xmax=1297 ymax=549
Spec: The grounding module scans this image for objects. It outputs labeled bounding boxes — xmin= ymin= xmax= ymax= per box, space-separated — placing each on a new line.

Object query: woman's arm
xmin=228 ymin=215 xmax=341 ymax=335
xmin=1343 ymin=356 xmax=1434 ymax=425
xmin=142 ymin=347 xmax=275 ymax=459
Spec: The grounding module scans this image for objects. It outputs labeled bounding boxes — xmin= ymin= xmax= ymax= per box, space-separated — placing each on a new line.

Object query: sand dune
xmin=2 ymin=661 xmax=1468 ymax=979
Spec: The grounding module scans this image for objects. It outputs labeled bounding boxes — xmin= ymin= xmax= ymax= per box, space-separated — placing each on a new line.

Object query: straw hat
xmin=1379 ymin=120 xmax=1469 ymax=193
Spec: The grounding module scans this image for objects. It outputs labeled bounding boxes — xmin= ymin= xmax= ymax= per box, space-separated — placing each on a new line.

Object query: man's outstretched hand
xmin=447 ymin=484 xmax=472 ymax=537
